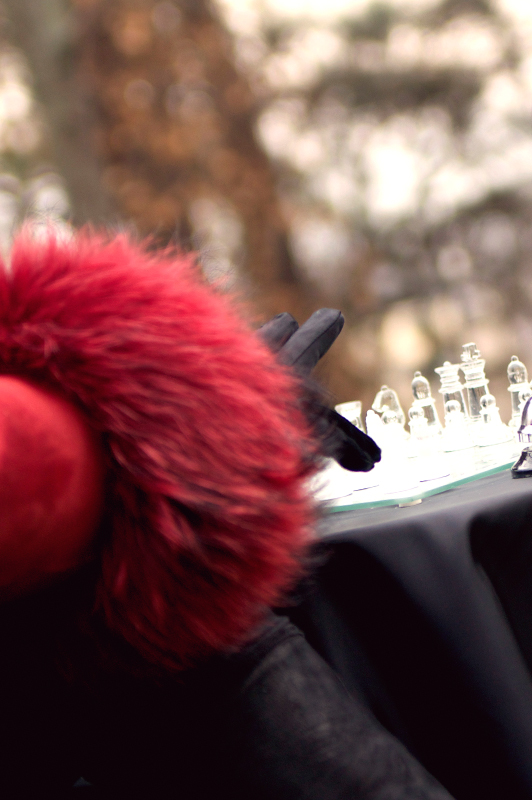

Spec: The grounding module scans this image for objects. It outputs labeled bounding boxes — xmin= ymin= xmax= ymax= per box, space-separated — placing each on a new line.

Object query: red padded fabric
xmin=0 ymin=377 xmax=104 ymax=597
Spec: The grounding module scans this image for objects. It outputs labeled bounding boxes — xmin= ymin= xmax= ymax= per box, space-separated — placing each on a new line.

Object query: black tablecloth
xmin=287 ymin=469 xmax=532 ymax=800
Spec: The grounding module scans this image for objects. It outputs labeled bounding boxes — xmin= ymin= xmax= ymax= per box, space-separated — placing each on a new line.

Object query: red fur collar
xmin=0 ymin=230 xmax=318 ymax=671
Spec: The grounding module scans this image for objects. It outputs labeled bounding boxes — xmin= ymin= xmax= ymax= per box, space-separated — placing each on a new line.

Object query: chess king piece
xmin=372 ymin=385 xmax=406 ymax=428
xmin=511 ymin=396 xmax=532 ymax=477
xmin=460 ymin=342 xmax=489 ymax=421
xmin=507 ymin=355 xmax=530 ymax=428
xmin=411 ymin=371 xmax=442 ymax=430
xmin=434 ymin=361 xmax=468 ymax=419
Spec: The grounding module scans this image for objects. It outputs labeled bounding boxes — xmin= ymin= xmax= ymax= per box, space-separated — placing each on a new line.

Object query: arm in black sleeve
xmin=217 ymin=617 xmax=455 ymax=800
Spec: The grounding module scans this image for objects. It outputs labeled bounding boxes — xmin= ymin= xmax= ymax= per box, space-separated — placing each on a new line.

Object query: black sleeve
xmin=217 ymin=617 xmax=455 ymax=800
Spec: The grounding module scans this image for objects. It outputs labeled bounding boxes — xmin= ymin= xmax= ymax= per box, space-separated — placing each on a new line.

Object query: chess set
xmin=312 ymin=343 xmax=530 ymax=512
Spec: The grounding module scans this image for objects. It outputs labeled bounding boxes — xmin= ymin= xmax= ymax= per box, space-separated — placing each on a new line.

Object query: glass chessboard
xmin=314 ymin=341 xmax=528 ymax=512
xmin=312 ymin=446 xmax=516 ymax=512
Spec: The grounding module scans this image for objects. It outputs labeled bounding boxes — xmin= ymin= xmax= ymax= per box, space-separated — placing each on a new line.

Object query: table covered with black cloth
xmin=286 ymin=469 xmax=532 ymax=800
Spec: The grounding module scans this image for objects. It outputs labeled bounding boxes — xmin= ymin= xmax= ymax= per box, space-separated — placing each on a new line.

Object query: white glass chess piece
xmin=408 ymin=406 xmax=449 ymax=481
xmin=411 ymin=371 xmax=441 ymax=431
xmin=366 ymin=409 xmax=384 ymax=445
xmin=335 ymin=400 xmax=365 ymax=431
xmin=441 ymin=399 xmax=476 ymax=477
xmin=372 ymin=385 xmax=406 ymax=428
xmin=435 ymin=361 xmax=468 ymax=419
xmin=372 ymin=407 xmax=418 ymax=493
xmin=442 ymin=400 xmax=475 ymax=452
xmin=460 ymin=342 xmax=490 ymax=421
xmin=474 ymin=393 xmax=512 ymax=446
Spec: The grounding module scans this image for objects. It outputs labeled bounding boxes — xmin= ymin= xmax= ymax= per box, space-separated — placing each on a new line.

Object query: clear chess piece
xmin=408 ymin=405 xmax=426 ymax=434
xmin=371 ymin=407 xmax=418 ymax=493
xmin=442 ymin=399 xmax=476 ymax=477
xmin=372 ymin=385 xmax=406 ymax=428
xmin=411 ymin=371 xmax=441 ymax=430
xmin=474 ymin=393 xmax=512 ymax=446
xmin=460 ymin=342 xmax=490 ymax=421
xmin=434 ymin=361 xmax=468 ymax=419
xmin=381 ymin=407 xmax=408 ymax=447
xmin=408 ymin=406 xmax=449 ymax=481
xmin=507 ymin=356 xmax=530 ymax=429
xmin=335 ymin=400 xmax=365 ymax=432
xmin=365 ymin=409 xmax=384 ymax=445
xmin=442 ymin=400 xmax=475 ymax=452
xmin=511 ymin=396 xmax=532 ymax=478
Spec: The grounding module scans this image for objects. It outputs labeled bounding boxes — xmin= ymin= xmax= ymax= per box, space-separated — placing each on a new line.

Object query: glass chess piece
xmin=434 ymin=361 xmax=468 ymax=419
xmin=372 ymin=385 xmax=406 ymax=428
xmin=408 ymin=406 xmax=449 ymax=481
xmin=335 ymin=400 xmax=365 ymax=432
xmin=310 ymin=402 xmax=379 ymax=501
xmin=474 ymin=393 xmax=512 ymax=446
xmin=411 ymin=371 xmax=442 ymax=431
xmin=508 ymin=356 xmax=530 ymax=429
xmin=370 ymin=407 xmax=418 ymax=493
xmin=441 ymin=399 xmax=476 ymax=477
xmin=511 ymin=396 xmax=532 ymax=478
xmin=441 ymin=400 xmax=475 ymax=452
xmin=366 ymin=408 xmax=384 ymax=445
xmin=460 ymin=342 xmax=490 ymax=421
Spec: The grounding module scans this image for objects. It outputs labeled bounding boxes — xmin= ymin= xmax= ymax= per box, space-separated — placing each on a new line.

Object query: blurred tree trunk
xmin=0 ymin=0 xmax=356 ymax=401
xmin=71 ymin=0 xmax=325 ymax=318
xmin=1 ymin=0 xmax=116 ymax=224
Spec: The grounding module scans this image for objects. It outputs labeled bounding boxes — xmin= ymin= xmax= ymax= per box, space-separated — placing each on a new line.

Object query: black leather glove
xmin=259 ymin=309 xmax=381 ymax=472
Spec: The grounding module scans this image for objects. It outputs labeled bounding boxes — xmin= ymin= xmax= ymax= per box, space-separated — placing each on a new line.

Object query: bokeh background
xmin=0 ymin=0 xmax=531 ymax=419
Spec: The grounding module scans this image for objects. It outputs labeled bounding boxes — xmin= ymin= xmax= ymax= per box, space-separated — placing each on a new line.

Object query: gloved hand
xmin=259 ymin=309 xmax=381 ymax=472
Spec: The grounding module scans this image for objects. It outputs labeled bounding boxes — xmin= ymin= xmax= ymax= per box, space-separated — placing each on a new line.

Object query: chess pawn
xmin=408 ymin=406 xmax=439 ymax=456
xmin=375 ymin=407 xmax=419 ymax=493
xmin=408 ymin=406 xmax=428 ymax=456
xmin=460 ymin=342 xmax=489 ymax=421
xmin=381 ymin=407 xmax=408 ymax=449
xmin=434 ymin=361 xmax=468 ymax=419
xmin=411 ymin=371 xmax=441 ymax=431
xmin=474 ymin=393 xmax=512 ymax=446
xmin=365 ymin=409 xmax=384 ymax=446
xmin=408 ymin=406 xmax=449 ymax=481
xmin=442 ymin=399 xmax=475 ymax=452
xmin=507 ymin=356 xmax=529 ymax=428
xmin=372 ymin=385 xmax=406 ymax=428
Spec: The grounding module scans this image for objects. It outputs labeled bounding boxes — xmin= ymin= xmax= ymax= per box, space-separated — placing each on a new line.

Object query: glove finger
xmin=258 ymin=313 xmax=299 ymax=353
xmin=279 ymin=309 xmax=344 ymax=374
xmin=320 ymin=407 xmax=381 ymax=472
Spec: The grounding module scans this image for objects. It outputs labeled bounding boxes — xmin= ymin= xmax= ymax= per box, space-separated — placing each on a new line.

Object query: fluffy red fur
xmin=0 ymin=229 xmax=319 ymax=671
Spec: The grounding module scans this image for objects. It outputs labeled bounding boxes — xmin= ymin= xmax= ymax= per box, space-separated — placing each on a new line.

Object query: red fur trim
xmin=0 ymin=229 xmax=318 ymax=670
